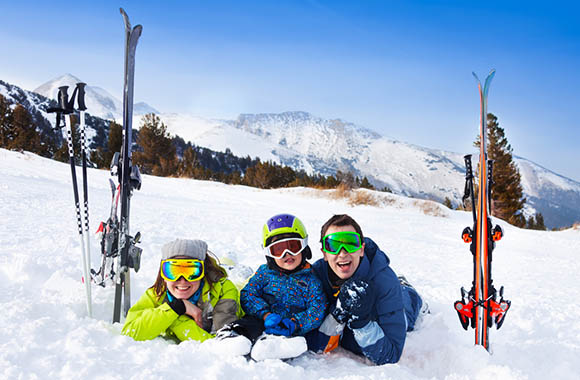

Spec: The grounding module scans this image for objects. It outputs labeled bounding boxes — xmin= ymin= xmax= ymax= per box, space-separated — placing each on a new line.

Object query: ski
xmin=112 ymin=8 xmax=143 ymax=323
xmin=454 ymin=70 xmax=511 ymax=352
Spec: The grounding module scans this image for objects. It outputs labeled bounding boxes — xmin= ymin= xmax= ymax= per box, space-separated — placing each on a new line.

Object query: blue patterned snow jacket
xmin=306 ymin=238 xmax=408 ymax=365
xmin=240 ymin=263 xmax=327 ymax=335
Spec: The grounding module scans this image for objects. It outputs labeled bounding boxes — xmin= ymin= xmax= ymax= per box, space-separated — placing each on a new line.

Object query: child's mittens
xmin=264 ymin=313 xmax=283 ymax=329
xmin=266 ymin=318 xmax=297 ymax=337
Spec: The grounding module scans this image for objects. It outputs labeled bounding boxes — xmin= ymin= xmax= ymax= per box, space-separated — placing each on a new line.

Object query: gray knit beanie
xmin=161 ymin=239 xmax=207 ymax=261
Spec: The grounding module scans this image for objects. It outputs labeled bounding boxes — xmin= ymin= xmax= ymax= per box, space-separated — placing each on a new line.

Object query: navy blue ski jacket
xmin=306 ymin=238 xmax=407 ymax=365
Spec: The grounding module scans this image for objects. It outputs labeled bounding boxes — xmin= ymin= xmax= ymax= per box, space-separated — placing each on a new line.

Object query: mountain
xmin=33 ymin=73 xmax=158 ymax=120
xmin=161 ymin=111 xmax=580 ymax=229
xmin=2 ymin=77 xmax=578 ymax=228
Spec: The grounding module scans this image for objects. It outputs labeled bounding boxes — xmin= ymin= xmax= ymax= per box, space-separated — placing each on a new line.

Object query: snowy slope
xmin=1 ymin=148 xmax=579 ymax=379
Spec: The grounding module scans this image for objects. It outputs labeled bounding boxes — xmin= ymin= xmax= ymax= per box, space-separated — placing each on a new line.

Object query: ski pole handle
xmin=463 ymin=154 xmax=473 ymax=180
xmin=76 ymin=83 xmax=87 ymax=111
xmin=58 ymin=86 xmax=69 ymax=112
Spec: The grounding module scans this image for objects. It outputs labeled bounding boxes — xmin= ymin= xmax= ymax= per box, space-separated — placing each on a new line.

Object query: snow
xmin=33 ymin=74 xmax=156 ymax=121
xmin=1 ymin=148 xmax=579 ymax=379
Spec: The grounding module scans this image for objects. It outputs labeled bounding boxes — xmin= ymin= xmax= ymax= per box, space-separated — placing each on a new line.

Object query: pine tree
xmin=91 ymin=121 xmax=123 ymax=168
xmin=360 ymin=176 xmax=375 ymax=190
xmin=444 ymin=197 xmax=453 ymax=209
xmin=133 ymin=113 xmax=177 ymax=176
xmin=475 ymin=113 xmax=526 ymax=227
xmin=9 ymin=105 xmax=42 ymax=153
xmin=0 ymin=95 xmax=14 ymax=148
xmin=177 ymin=146 xmax=198 ymax=177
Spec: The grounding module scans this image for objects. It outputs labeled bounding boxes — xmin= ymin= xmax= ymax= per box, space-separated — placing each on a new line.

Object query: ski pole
xmin=76 ymin=82 xmax=93 ymax=316
xmin=59 ymin=85 xmax=93 ymax=318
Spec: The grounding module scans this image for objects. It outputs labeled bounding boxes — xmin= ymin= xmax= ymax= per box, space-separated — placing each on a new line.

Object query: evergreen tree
xmin=133 ymin=113 xmax=177 ymax=176
xmin=475 ymin=113 xmax=526 ymax=227
xmin=444 ymin=197 xmax=453 ymax=209
xmin=9 ymin=105 xmax=42 ymax=153
xmin=91 ymin=121 xmax=123 ymax=168
xmin=527 ymin=212 xmax=546 ymax=230
xmin=177 ymin=146 xmax=198 ymax=177
xmin=360 ymin=176 xmax=375 ymax=190
xmin=0 ymin=94 xmax=14 ymax=148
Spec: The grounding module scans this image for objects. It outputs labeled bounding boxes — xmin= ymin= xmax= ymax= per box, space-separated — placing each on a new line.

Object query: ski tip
xmin=120 ymin=8 xmax=131 ymax=30
xmin=472 ymin=72 xmax=481 ymax=84
xmin=133 ymin=24 xmax=143 ymax=36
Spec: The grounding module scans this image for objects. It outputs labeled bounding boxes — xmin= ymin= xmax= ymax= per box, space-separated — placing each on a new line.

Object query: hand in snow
xmin=331 ymin=279 xmax=374 ymax=329
xmin=183 ymin=300 xmax=203 ymax=328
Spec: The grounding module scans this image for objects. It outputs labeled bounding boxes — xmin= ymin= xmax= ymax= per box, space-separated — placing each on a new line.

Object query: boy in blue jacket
xmin=216 ymin=213 xmax=327 ymax=361
xmin=306 ymin=214 xmax=426 ymax=365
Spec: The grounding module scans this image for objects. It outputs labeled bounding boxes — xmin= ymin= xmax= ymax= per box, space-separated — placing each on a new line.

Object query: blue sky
xmin=1 ymin=0 xmax=579 ymax=181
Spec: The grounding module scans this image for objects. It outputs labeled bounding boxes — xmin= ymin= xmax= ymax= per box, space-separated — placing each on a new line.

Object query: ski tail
xmin=455 ymin=70 xmax=510 ymax=352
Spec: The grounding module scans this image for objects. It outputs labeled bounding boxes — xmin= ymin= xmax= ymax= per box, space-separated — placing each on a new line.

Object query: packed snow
xmin=1 ymin=148 xmax=579 ymax=379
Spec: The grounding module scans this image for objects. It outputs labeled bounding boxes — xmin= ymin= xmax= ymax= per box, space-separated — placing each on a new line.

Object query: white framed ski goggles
xmin=263 ymin=237 xmax=308 ymax=259
xmin=160 ymin=259 xmax=205 ymax=282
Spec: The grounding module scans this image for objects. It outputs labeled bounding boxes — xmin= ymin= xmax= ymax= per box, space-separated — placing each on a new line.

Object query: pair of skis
xmin=105 ymin=8 xmax=144 ymax=323
xmin=48 ymin=83 xmax=93 ymax=317
xmin=92 ymin=8 xmax=143 ymax=323
xmin=454 ymin=70 xmax=511 ymax=352
xmin=51 ymin=8 xmax=143 ymax=323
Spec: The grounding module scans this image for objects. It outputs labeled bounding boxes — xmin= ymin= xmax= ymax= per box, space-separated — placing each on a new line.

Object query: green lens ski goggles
xmin=322 ymin=231 xmax=362 ymax=254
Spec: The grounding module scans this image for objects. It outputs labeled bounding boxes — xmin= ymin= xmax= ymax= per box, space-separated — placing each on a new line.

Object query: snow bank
xmin=1 ymin=149 xmax=579 ymax=379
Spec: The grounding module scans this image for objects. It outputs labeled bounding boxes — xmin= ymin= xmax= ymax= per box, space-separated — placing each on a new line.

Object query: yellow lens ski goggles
xmin=160 ymin=259 xmax=204 ymax=282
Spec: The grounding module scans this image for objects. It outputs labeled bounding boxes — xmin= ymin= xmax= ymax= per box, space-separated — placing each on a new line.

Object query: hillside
xmin=1 ymin=148 xmax=579 ymax=379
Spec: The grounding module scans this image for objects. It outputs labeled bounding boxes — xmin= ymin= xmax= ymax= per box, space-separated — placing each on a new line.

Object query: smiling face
xmin=163 ymin=255 xmax=202 ymax=299
xmin=273 ymin=250 xmax=303 ymax=271
xmin=322 ymin=225 xmax=365 ymax=280
xmin=269 ymin=233 xmax=303 ymax=271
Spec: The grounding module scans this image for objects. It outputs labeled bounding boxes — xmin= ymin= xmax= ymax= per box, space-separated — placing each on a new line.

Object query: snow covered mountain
xmin=2 ymin=76 xmax=578 ymax=228
xmin=161 ymin=111 xmax=580 ymax=229
xmin=33 ymin=73 xmax=158 ymax=120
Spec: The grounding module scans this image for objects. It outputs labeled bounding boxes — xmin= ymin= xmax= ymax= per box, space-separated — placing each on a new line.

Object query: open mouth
xmin=336 ymin=261 xmax=352 ymax=271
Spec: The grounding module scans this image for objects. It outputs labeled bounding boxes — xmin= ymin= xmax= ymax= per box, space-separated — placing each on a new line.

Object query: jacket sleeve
xmin=240 ymin=265 xmax=271 ymax=319
xmin=211 ymin=278 xmax=243 ymax=332
xmin=121 ymin=289 xmax=180 ymax=341
xmin=351 ymin=276 xmax=407 ymax=365
xmin=168 ymin=317 xmax=213 ymax=342
xmin=291 ymin=275 xmax=328 ymax=334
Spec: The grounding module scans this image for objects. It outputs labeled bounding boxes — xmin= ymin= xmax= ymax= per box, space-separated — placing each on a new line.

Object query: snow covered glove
xmin=332 ymin=279 xmax=374 ymax=329
xmin=265 ymin=318 xmax=297 ymax=337
xmin=264 ymin=313 xmax=283 ymax=329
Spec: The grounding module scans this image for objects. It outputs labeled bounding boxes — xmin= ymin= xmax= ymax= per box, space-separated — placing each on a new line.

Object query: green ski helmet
xmin=262 ymin=213 xmax=308 ymax=247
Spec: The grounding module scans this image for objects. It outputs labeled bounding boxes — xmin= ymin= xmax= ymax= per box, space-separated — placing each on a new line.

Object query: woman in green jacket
xmin=122 ymin=239 xmax=243 ymax=342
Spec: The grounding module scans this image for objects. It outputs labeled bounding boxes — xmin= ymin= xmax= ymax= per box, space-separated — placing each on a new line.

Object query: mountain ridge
xmin=2 ymin=77 xmax=578 ymax=228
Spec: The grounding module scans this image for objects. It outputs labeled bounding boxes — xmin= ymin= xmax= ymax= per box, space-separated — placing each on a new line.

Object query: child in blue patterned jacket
xmin=215 ymin=213 xmax=327 ymax=361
